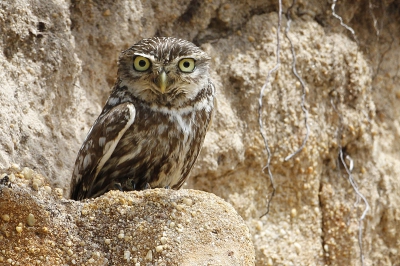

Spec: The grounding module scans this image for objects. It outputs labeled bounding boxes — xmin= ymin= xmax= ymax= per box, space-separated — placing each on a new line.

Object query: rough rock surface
xmin=0 ymin=0 xmax=399 ymax=265
xmin=0 ymin=167 xmax=254 ymax=265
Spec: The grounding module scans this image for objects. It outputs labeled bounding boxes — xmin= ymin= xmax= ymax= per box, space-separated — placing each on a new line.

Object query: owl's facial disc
xmin=118 ymin=37 xmax=210 ymax=105
xmin=153 ymin=59 xmax=194 ymax=95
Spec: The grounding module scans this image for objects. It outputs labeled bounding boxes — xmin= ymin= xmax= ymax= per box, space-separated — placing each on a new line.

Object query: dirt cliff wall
xmin=1 ymin=1 xmax=399 ymax=265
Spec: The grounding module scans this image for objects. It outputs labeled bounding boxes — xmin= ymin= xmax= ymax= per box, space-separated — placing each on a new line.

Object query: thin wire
xmin=339 ymin=151 xmax=369 ymax=266
xmin=331 ymin=98 xmax=369 ymax=266
xmin=258 ymin=0 xmax=282 ymax=218
xmin=330 ymin=3 xmax=369 ymax=264
xmin=283 ymin=0 xmax=310 ymax=162
xmin=368 ymin=0 xmax=380 ymax=38
xmin=331 ymin=0 xmax=359 ymax=44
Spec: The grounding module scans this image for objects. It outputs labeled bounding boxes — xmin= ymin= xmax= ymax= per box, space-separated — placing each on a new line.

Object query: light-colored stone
xmin=0 ymin=180 xmax=254 ymax=265
xmin=0 ymin=1 xmax=399 ymax=265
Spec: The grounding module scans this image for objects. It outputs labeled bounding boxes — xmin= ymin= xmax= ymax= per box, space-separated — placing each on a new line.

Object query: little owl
xmin=70 ymin=37 xmax=215 ymax=200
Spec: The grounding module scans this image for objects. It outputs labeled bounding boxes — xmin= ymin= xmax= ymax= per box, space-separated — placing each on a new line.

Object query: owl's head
xmin=117 ymin=37 xmax=211 ymax=106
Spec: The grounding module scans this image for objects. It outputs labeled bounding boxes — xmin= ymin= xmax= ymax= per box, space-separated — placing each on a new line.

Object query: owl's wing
xmin=70 ymin=102 xmax=136 ymax=200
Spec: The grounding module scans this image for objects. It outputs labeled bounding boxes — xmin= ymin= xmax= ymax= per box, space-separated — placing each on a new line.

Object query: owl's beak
xmin=156 ymin=70 xmax=168 ymax=94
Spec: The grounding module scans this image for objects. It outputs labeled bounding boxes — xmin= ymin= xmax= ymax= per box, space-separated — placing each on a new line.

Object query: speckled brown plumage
xmin=70 ymin=37 xmax=215 ymax=200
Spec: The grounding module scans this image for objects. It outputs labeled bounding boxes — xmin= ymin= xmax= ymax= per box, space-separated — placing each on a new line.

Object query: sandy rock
xmin=0 ymin=170 xmax=254 ymax=265
xmin=1 ymin=0 xmax=400 ymax=265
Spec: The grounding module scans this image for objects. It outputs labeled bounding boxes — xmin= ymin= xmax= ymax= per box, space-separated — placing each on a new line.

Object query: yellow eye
xmin=133 ymin=56 xmax=151 ymax=71
xmin=178 ymin=58 xmax=195 ymax=73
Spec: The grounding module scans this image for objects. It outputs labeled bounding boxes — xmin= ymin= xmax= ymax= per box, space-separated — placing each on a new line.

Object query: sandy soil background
xmin=1 ymin=0 xmax=399 ymax=265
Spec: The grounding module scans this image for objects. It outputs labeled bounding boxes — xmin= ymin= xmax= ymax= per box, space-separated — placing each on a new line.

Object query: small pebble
xmin=32 ymin=182 xmax=39 ymax=191
xmin=182 ymin=198 xmax=193 ymax=206
xmin=294 ymin=242 xmax=301 ymax=254
xmin=155 ymin=246 xmax=163 ymax=252
xmin=8 ymin=174 xmax=15 ymax=182
xmin=145 ymin=250 xmax=152 ymax=261
xmin=16 ymin=224 xmax=23 ymax=233
xmin=160 ymin=236 xmax=167 ymax=245
xmin=27 ymin=213 xmax=36 ymax=226
xmin=1 ymin=214 xmax=10 ymax=222
xmin=124 ymin=250 xmax=130 ymax=261
xmin=54 ymin=188 xmax=63 ymax=198
xmin=22 ymin=167 xmax=33 ymax=179
xmin=11 ymin=163 xmax=20 ymax=171
xmin=255 ymin=221 xmax=263 ymax=231
xmin=103 ymin=9 xmax=111 ymax=16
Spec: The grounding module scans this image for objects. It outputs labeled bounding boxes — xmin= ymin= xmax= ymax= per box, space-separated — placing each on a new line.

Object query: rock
xmin=1 ymin=0 xmax=400 ymax=265
xmin=0 ymin=172 xmax=254 ymax=265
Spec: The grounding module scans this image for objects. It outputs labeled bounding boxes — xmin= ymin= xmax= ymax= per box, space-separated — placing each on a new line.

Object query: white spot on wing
xmin=104 ymin=141 xmax=114 ymax=154
xmin=116 ymin=144 xmax=142 ymax=167
xmin=108 ymin=97 xmax=120 ymax=106
xmin=106 ymin=126 xmax=115 ymax=134
xmin=83 ymin=154 xmax=91 ymax=169
xmin=94 ymin=103 xmax=136 ymax=179
xmin=99 ymin=137 xmax=106 ymax=147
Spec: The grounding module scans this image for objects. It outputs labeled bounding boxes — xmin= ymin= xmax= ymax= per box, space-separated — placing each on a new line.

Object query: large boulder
xmin=0 ymin=168 xmax=254 ymax=265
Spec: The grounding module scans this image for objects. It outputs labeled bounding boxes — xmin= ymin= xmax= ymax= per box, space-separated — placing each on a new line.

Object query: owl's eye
xmin=133 ymin=56 xmax=151 ymax=71
xmin=178 ymin=58 xmax=195 ymax=73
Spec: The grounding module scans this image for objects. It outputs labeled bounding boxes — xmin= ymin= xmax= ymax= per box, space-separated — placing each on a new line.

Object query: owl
xmin=70 ymin=37 xmax=215 ymax=200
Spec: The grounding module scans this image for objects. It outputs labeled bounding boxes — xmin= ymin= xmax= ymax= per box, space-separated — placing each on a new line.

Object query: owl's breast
xmin=98 ymin=102 xmax=209 ymax=190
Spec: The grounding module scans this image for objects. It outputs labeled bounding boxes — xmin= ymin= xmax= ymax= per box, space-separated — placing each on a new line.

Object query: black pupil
xmin=183 ymin=61 xmax=191 ymax=68
xmin=139 ymin=60 xmax=146 ymax=67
